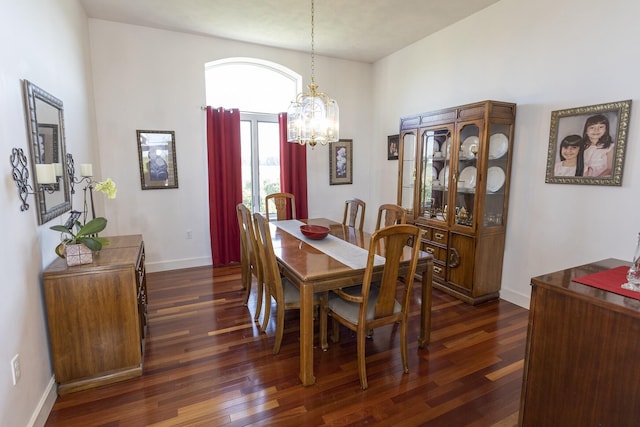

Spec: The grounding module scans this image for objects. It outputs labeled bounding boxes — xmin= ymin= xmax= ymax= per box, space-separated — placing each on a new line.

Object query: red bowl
xmin=300 ymin=224 xmax=330 ymax=240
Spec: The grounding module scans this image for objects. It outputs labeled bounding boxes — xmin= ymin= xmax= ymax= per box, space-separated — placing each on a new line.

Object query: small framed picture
xmin=545 ymin=100 xmax=631 ymax=186
xmin=387 ymin=134 xmax=399 ymax=160
xmin=329 ymin=139 xmax=353 ymax=185
xmin=136 ymin=130 xmax=179 ymax=190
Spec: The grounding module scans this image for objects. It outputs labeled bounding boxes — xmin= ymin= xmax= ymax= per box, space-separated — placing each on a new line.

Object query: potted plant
xmin=51 ymin=216 xmax=109 ymax=265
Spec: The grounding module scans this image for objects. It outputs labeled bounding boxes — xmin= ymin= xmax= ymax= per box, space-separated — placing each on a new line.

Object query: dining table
xmin=268 ymin=218 xmax=434 ymax=386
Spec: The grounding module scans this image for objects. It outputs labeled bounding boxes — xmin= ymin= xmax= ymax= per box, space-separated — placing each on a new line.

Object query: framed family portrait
xmin=545 ymin=99 xmax=631 ymax=186
xmin=136 ymin=130 xmax=179 ymax=190
xmin=387 ymin=134 xmax=399 ymax=160
xmin=329 ymin=139 xmax=353 ymax=185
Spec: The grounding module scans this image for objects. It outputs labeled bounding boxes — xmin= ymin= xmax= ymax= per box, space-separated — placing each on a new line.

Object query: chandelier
xmin=287 ymin=0 xmax=339 ymax=148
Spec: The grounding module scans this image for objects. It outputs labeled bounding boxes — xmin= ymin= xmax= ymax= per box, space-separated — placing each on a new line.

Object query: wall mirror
xmin=23 ymin=79 xmax=71 ymax=224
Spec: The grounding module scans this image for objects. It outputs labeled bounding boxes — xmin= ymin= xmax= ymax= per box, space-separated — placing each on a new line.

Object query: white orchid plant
xmin=94 ymin=178 xmax=117 ymax=199
xmin=51 ymin=178 xmax=117 ymax=258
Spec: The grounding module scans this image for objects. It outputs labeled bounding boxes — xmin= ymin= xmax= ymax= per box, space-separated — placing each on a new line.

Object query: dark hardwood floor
xmin=45 ymin=265 xmax=527 ymax=426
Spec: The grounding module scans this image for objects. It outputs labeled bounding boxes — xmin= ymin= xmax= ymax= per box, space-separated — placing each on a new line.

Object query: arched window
xmin=205 ymin=58 xmax=300 ymax=212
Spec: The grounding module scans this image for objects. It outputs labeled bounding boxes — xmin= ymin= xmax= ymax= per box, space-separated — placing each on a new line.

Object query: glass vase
xmin=622 ymin=232 xmax=640 ymax=292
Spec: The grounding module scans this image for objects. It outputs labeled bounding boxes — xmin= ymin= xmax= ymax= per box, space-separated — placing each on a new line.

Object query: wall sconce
xmin=66 ymin=153 xmax=96 ymax=223
xmin=10 ymin=147 xmax=62 ymax=212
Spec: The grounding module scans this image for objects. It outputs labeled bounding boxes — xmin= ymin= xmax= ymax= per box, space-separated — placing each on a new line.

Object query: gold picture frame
xmin=329 ymin=139 xmax=353 ymax=185
xmin=545 ymin=100 xmax=631 ymax=186
xmin=136 ymin=130 xmax=179 ymax=190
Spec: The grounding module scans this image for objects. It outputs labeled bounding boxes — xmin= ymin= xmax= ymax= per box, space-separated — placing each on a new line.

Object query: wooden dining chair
xmin=375 ymin=204 xmax=407 ymax=231
xmin=265 ymin=192 xmax=296 ymax=221
xmin=342 ymin=198 xmax=366 ymax=231
xmin=253 ymin=213 xmax=323 ymax=354
xmin=320 ymin=224 xmax=422 ymax=390
xmin=236 ymin=204 xmax=264 ymax=323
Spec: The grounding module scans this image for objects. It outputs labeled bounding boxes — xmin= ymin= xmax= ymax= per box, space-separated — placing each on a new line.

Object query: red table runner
xmin=572 ymin=265 xmax=640 ymax=300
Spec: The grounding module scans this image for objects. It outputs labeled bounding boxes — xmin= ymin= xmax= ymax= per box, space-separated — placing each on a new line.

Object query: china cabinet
xmin=43 ymin=235 xmax=147 ymax=394
xmin=397 ymin=100 xmax=516 ymax=304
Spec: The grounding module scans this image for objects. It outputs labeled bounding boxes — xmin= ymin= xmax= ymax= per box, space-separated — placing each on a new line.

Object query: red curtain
xmin=206 ymin=106 xmax=242 ymax=266
xmin=278 ymin=113 xmax=309 ymax=218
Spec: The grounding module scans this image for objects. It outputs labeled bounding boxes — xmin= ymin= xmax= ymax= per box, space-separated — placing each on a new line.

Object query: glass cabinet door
xmin=481 ymin=121 xmax=511 ymax=228
xmin=453 ymin=122 xmax=481 ymax=229
xmin=419 ymin=126 xmax=452 ymax=224
xmin=399 ymin=131 xmax=417 ymax=213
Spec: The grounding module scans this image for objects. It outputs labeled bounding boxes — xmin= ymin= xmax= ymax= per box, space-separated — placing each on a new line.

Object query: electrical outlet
xmin=186 ymin=229 xmax=192 ymax=239
xmin=11 ymin=354 xmax=21 ymax=385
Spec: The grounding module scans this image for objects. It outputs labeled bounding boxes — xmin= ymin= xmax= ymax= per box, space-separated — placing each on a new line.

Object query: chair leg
xmin=357 ymin=327 xmax=368 ymax=390
xmin=400 ymin=319 xmax=409 ymax=374
xmin=260 ymin=294 xmax=271 ymax=333
xmin=273 ymin=305 xmax=285 ymax=354
xmin=253 ymin=278 xmax=263 ymax=323
xmin=320 ymin=293 xmax=328 ymax=350
xmin=330 ymin=318 xmax=340 ymax=343
xmin=241 ymin=265 xmax=250 ymax=306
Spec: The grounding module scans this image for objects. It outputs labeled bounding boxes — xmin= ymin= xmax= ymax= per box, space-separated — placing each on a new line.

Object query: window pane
xmin=258 ymin=121 xmax=280 ymax=213
xmin=240 ymin=115 xmax=280 ymax=214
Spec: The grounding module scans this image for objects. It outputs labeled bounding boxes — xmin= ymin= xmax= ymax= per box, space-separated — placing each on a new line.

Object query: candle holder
xmin=622 ymin=232 xmax=640 ymax=292
xmin=9 ymin=147 xmax=58 ymax=212
xmin=66 ymin=153 xmax=96 ymax=225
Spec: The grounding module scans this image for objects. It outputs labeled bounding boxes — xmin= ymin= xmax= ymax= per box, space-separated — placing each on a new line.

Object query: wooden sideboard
xmin=519 ymin=258 xmax=640 ymax=426
xmin=43 ymin=235 xmax=147 ymax=395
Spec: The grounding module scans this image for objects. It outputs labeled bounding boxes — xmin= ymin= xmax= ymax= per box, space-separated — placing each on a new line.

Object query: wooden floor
xmin=45 ymin=265 xmax=528 ymax=426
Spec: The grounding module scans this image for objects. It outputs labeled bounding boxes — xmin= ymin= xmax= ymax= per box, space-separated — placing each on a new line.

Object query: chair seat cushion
xmin=282 ymin=278 xmax=301 ymax=304
xmin=327 ymin=286 xmax=400 ymax=325
xmin=282 ymin=278 xmax=320 ymax=304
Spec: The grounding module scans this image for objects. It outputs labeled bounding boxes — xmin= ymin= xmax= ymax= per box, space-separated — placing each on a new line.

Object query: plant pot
xmin=65 ymin=243 xmax=93 ymax=266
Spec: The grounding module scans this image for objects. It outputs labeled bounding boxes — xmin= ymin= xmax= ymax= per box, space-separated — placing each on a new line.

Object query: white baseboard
xmin=145 ymin=256 xmax=212 ymax=273
xmin=29 ymin=376 xmax=57 ymax=427
xmin=500 ymin=287 xmax=531 ymax=309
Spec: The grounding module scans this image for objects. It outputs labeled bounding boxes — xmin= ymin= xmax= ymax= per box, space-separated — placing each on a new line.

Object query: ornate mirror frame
xmin=23 ymin=80 xmax=71 ymax=224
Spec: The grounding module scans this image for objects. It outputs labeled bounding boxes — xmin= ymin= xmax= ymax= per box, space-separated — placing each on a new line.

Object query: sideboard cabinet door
xmin=43 ymin=235 xmax=146 ymax=395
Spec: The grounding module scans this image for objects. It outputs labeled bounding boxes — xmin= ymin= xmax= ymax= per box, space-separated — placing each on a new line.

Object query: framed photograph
xmin=387 ymin=134 xmax=399 ymax=160
xmin=136 ymin=130 xmax=179 ymax=190
xmin=329 ymin=139 xmax=353 ymax=185
xmin=545 ymin=99 xmax=631 ymax=186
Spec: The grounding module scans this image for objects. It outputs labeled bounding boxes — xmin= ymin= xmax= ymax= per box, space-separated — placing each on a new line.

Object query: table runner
xmin=572 ymin=265 xmax=640 ymax=300
xmin=271 ymin=220 xmax=385 ymax=270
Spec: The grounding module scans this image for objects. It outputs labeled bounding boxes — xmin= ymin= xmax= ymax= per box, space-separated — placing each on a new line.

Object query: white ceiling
xmin=79 ymin=0 xmax=500 ymax=63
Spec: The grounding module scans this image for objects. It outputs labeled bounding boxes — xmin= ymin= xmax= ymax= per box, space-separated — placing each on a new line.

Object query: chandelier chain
xmin=310 ymin=0 xmax=315 ymax=84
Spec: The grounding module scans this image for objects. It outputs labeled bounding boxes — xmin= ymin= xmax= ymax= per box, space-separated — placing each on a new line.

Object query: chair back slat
xmin=253 ymin=213 xmax=284 ymax=304
xmin=265 ymin=192 xmax=296 ymax=221
xmin=375 ymin=204 xmax=407 ymax=231
xmin=357 ymin=224 xmax=419 ymax=319
xmin=342 ymin=198 xmax=366 ymax=230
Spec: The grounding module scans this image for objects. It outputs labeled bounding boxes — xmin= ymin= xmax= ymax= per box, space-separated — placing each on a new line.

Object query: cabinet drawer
xmin=430 ymin=228 xmax=448 ymax=245
xmin=432 ymin=263 xmax=446 ymax=280
xmin=421 ymin=227 xmax=432 ymax=241
xmin=422 ymin=242 xmax=446 ymax=263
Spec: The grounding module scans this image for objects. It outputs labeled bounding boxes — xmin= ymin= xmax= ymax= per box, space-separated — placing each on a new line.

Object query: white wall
xmin=372 ymin=0 xmax=640 ymax=307
xmin=6 ymin=0 xmax=640 ymax=423
xmin=87 ymin=20 xmax=374 ymax=272
xmin=0 ymin=0 xmax=98 ymax=426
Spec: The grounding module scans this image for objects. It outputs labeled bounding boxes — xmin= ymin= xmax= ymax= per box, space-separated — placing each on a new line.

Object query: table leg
xmin=299 ymin=283 xmax=315 ymax=386
xmin=418 ymin=258 xmax=433 ymax=348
